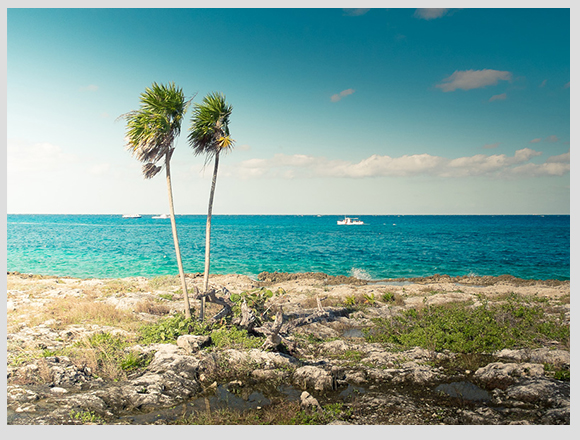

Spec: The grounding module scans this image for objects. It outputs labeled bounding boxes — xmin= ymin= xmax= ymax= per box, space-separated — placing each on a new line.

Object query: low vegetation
xmin=366 ymin=294 xmax=569 ymax=353
xmin=170 ymin=400 xmax=351 ymax=425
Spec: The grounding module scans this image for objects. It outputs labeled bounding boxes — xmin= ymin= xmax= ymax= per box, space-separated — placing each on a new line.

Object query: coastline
xmin=7 ymin=270 xmax=570 ymax=425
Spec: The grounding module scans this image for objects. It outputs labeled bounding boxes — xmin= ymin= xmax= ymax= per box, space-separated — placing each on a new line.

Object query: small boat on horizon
xmin=152 ymin=214 xmax=170 ymax=219
xmin=122 ymin=214 xmax=142 ymax=219
xmin=337 ymin=216 xmax=364 ymax=225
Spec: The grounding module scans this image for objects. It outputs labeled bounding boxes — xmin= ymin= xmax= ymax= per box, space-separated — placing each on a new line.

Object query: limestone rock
xmin=176 ymin=335 xmax=211 ymax=353
xmin=293 ymin=365 xmax=333 ymax=391
xmin=474 ymin=362 xmax=544 ymax=390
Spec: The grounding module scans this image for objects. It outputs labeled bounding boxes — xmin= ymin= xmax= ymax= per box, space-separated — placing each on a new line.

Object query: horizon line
xmin=6 ymin=212 xmax=571 ymax=216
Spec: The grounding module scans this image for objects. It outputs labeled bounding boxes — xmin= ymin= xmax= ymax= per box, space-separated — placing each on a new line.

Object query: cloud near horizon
xmin=331 ymin=88 xmax=355 ymax=102
xmin=414 ymin=8 xmax=450 ymax=20
xmin=436 ymin=69 xmax=512 ymax=92
xmin=489 ymin=93 xmax=507 ymax=102
xmin=226 ymin=148 xmax=569 ymax=180
xmin=343 ymin=8 xmax=370 ymax=16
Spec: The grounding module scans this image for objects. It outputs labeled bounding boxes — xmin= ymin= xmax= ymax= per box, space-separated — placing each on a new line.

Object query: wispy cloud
xmin=226 ymin=148 xmax=568 ymax=180
xmin=414 ymin=8 xmax=450 ymax=20
xmin=330 ymin=88 xmax=355 ymax=102
xmin=531 ymin=135 xmax=559 ymax=143
xmin=436 ymin=69 xmax=512 ymax=92
xmin=343 ymin=8 xmax=370 ymax=16
xmin=80 ymin=84 xmax=99 ymax=92
xmin=539 ymin=79 xmax=547 ymax=88
xmin=564 ymin=81 xmax=570 ymax=89
xmin=482 ymin=142 xmax=500 ymax=149
xmin=7 ymin=139 xmax=79 ymax=173
xmin=489 ymin=93 xmax=507 ymax=102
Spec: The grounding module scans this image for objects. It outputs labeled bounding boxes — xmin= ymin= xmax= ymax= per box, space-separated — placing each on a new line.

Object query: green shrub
xmin=69 ymin=409 xmax=104 ymax=424
xmin=366 ymin=296 xmax=569 ymax=353
xmin=209 ymin=327 xmax=264 ymax=350
xmin=363 ymin=292 xmax=376 ymax=305
xmin=343 ymin=295 xmax=357 ymax=307
xmin=139 ymin=313 xmax=209 ymax=344
xmin=382 ymin=292 xmax=395 ymax=302
xmin=229 ymin=288 xmax=276 ymax=325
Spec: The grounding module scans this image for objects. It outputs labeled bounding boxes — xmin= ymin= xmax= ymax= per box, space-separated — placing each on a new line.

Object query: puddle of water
xmin=435 ymin=381 xmax=490 ymax=402
xmin=119 ymin=382 xmax=303 ymax=424
xmin=339 ymin=384 xmax=366 ymax=399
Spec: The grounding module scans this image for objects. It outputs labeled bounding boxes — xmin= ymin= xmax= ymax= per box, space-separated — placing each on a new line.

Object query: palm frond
xmin=188 ymin=92 xmax=235 ymax=158
xmin=142 ymin=163 xmax=162 ymax=179
xmin=120 ymin=82 xmax=187 ymax=178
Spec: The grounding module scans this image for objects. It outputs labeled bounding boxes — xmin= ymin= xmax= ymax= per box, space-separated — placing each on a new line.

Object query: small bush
xmin=139 ymin=313 xmax=209 ymax=344
xmin=209 ymin=327 xmax=264 ymax=350
xmin=366 ymin=296 xmax=569 ymax=353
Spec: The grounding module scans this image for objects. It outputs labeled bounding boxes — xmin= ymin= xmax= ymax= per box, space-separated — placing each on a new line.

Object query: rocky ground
xmin=6 ymin=271 xmax=571 ymax=425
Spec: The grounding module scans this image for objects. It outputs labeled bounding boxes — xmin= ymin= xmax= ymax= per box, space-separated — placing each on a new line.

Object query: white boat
xmin=122 ymin=214 xmax=142 ymax=218
xmin=337 ymin=216 xmax=364 ymax=225
xmin=152 ymin=214 xmax=170 ymax=219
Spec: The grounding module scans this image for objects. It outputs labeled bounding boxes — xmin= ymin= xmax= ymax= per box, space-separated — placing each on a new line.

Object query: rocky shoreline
xmin=7 ymin=271 xmax=570 ymax=425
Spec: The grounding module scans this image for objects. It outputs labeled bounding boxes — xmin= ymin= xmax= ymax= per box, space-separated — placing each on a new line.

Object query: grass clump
xmin=138 ymin=313 xmax=210 ymax=344
xmin=209 ymin=327 xmax=265 ymax=350
xmin=366 ymin=295 xmax=569 ymax=353
xmin=73 ymin=332 xmax=151 ymax=380
xmin=69 ymin=409 xmax=105 ymax=424
xmin=170 ymin=400 xmax=351 ymax=425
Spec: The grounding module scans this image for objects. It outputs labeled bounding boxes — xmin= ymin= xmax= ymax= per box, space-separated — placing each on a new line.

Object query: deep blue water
xmin=6 ymin=214 xmax=570 ymax=280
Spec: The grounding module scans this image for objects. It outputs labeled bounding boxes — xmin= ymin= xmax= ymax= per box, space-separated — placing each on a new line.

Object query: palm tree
xmin=120 ymin=82 xmax=193 ymax=320
xmin=188 ymin=92 xmax=234 ymax=321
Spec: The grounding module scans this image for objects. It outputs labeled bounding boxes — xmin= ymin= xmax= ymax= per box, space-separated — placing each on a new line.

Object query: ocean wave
xmin=349 ymin=268 xmax=373 ymax=281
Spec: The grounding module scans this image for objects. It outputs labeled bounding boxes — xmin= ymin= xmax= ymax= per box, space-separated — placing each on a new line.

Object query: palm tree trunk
xmin=200 ymin=150 xmax=220 ymax=321
xmin=165 ymin=150 xmax=192 ymax=320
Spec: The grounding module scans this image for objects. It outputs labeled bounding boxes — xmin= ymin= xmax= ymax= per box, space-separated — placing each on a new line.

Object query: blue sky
xmin=6 ymin=7 xmax=571 ymax=214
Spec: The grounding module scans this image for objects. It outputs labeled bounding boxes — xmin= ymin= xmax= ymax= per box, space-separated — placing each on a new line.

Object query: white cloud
xmin=414 ymin=8 xmax=449 ymax=20
xmin=530 ymin=138 xmax=542 ymax=143
xmin=436 ymin=69 xmax=512 ymax=92
xmin=7 ymin=139 xmax=78 ymax=173
xmin=510 ymin=162 xmax=570 ymax=177
xmin=546 ymin=152 xmax=570 ymax=163
xmin=227 ymin=148 xmax=565 ymax=180
xmin=343 ymin=8 xmax=370 ymax=16
xmin=489 ymin=93 xmax=507 ymax=102
xmin=330 ymin=88 xmax=355 ymax=102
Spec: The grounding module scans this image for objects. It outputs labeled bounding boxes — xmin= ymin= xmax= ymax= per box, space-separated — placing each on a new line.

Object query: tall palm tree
xmin=120 ymin=82 xmax=193 ymax=320
xmin=188 ymin=92 xmax=234 ymax=321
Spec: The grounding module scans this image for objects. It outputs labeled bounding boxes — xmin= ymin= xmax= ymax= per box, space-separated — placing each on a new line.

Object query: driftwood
xmin=254 ymin=306 xmax=284 ymax=351
xmin=191 ymin=285 xmax=235 ymax=323
xmin=189 ymin=284 xmax=344 ymax=352
xmin=237 ymin=299 xmax=256 ymax=329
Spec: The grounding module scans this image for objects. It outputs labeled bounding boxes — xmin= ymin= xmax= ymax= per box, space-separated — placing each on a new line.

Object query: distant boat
xmin=122 ymin=214 xmax=142 ymax=219
xmin=152 ymin=214 xmax=170 ymax=219
xmin=337 ymin=216 xmax=364 ymax=225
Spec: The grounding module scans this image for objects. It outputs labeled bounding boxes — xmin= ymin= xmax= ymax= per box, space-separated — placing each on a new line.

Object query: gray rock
xmin=474 ymin=362 xmax=544 ymax=389
xmin=300 ymin=391 xmax=322 ymax=410
xmin=176 ymin=335 xmax=211 ymax=353
xmin=294 ymin=365 xmax=333 ymax=391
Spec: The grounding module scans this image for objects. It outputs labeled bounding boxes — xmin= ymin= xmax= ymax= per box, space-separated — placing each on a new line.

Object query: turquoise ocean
xmin=6 ymin=214 xmax=570 ymax=281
